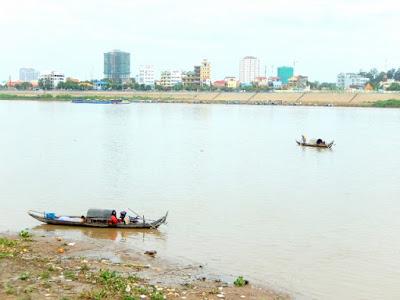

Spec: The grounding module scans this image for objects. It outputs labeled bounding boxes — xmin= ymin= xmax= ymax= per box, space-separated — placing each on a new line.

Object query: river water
xmin=1 ymin=100 xmax=400 ymax=299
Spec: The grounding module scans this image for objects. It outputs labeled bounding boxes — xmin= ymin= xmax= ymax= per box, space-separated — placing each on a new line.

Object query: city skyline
xmin=1 ymin=0 xmax=399 ymax=82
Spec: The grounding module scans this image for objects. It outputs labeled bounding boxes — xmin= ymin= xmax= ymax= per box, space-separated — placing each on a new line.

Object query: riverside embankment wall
xmin=3 ymin=90 xmax=400 ymax=106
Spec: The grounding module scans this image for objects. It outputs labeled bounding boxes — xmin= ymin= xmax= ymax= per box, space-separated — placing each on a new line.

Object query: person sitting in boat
xmin=316 ymin=138 xmax=325 ymax=145
xmin=119 ymin=211 xmax=130 ymax=225
xmin=109 ymin=210 xmax=119 ymax=225
xmin=302 ymin=135 xmax=306 ymax=144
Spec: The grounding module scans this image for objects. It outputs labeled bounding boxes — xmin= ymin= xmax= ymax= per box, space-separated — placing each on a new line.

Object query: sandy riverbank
xmin=2 ymin=90 xmax=400 ymax=107
xmin=0 ymin=232 xmax=289 ymax=299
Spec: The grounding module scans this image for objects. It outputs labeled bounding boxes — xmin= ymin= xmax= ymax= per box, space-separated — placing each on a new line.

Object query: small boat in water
xmin=296 ymin=135 xmax=334 ymax=149
xmin=71 ymin=99 xmax=130 ymax=104
xmin=28 ymin=209 xmax=168 ymax=229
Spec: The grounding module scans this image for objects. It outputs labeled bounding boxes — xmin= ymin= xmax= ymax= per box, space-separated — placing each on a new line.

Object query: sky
xmin=1 ymin=0 xmax=399 ymax=82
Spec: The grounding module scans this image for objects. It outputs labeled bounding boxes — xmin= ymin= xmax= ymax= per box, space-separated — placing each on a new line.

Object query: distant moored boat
xmin=71 ymin=99 xmax=130 ymax=104
xmin=296 ymin=135 xmax=334 ymax=148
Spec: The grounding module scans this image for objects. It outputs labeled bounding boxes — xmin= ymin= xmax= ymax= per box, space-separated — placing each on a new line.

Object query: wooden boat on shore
xmin=296 ymin=137 xmax=334 ymax=149
xmin=28 ymin=209 xmax=168 ymax=229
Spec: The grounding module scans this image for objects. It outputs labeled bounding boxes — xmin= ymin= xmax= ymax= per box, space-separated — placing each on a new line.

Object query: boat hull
xmin=28 ymin=211 xmax=168 ymax=229
xmin=296 ymin=141 xmax=334 ymax=148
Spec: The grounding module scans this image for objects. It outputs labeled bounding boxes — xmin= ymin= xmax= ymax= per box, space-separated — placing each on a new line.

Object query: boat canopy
xmin=86 ymin=209 xmax=113 ymax=219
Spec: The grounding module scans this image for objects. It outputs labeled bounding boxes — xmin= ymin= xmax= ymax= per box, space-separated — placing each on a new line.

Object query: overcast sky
xmin=1 ymin=0 xmax=399 ymax=82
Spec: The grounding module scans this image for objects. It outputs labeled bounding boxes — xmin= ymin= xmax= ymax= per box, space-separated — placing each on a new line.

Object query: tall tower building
xmin=277 ymin=66 xmax=294 ymax=84
xmin=200 ymin=59 xmax=211 ymax=85
xmin=137 ymin=65 xmax=155 ymax=86
xmin=19 ymin=68 xmax=39 ymax=82
xmin=239 ymin=56 xmax=260 ymax=84
xmin=104 ymin=50 xmax=130 ymax=82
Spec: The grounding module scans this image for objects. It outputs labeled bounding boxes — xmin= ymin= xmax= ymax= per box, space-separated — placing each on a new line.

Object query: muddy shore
xmin=0 ymin=232 xmax=289 ymax=299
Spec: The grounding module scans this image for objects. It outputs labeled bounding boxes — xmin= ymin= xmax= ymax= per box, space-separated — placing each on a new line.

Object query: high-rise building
xmin=337 ymin=73 xmax=369 ymax=89
xmin=39 ymin=71 xmax=65 ymax=88
xmin=160 ymin=70 xmax=182 ymax=88
xmin=239 ymin=56 xmax=260 ymax=84
xmin=277 ymin=66 xmax=294 ymax=84
xmin=19 ymin=68 xmax=39 ymax=82
xmin=104 ymin=50 xmax=130 ymax=82
xmin=182 ymin=65 xmax=201 ymax=87
xmin=137 ymin=65 xmax=155 ymax=86
xmin=200 ymin=59 xmax=211 ymax=85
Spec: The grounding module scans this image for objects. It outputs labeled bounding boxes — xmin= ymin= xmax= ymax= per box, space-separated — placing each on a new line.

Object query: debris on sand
xmin=0 ymin=234 xmax=290 ymax=300
xmin=144 ymin=250 xmax=157 ymax=257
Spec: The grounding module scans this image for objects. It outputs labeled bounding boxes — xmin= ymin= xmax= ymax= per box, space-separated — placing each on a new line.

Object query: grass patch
xmin=48 ymin=264 xmax=55 ymax=272
xmin=123 ymin=296 xmax=139 ymax=300
xmin=0 ymin=252 xmax=13 ymax=258
xmin=0 ymin=92 xmax=178 ymax=102
xmin=233 ymin=276 xmax=248 ymax=287
xmin=150 ymin=291 xmax=165 ymax=300
xmin=19 ymin=229 xmax=32 ymax=239
xmin=23 ymin=285 xmax=35 ymax=293
xmin=80 ymin=263 xmax=90 ymax=272
xmin=0 ymin=237 xmax=18 ymax=247
xmin=4 ymin=283 xmax=16 ymax=295
xmin=40 ymin=271 xmax=50 ymax=280
xmin=19 ymin=272 xmax=30 ymax=281
xmin=80 ymin=269 xmax=144 ymax=299
xmin=64 ymin=270 xmax=77 ymax=281
xmin=0 ymin=93 xmax=67 ymax=101
xmin=373 ymin=99 xmax=400 ymax=107
xmin=0 ymin=237 xmax=21 ymax=259
xmin=135 ymin=286 xmax=149 ymax=295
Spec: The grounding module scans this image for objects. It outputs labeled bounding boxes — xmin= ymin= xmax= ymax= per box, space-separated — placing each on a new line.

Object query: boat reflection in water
xmin=33 ymin=224 xmax=166 ymax=242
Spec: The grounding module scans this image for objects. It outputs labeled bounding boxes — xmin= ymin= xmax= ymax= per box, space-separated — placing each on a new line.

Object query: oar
xmin=128 ymin=208 xmax=143 ymax=219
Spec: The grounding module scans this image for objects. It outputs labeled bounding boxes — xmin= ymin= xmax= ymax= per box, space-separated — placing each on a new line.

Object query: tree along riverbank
xmin=1 ymin=91 xmax=400 ymax=107
xmin=0 ymin=233 xmax=289 ymax=300
xmin=372 ymin=99 xmax=400 ymax=107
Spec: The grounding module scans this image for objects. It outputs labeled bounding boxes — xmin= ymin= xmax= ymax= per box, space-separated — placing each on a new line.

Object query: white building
xmin=39 ymin=71 xmax=65 ymax=88
xmin=239 ymin=56 xmax=260 ymax=84
xmin=136 ymin=65 xmax=155 ymax=86
xmin=160 ymin=70 xmax=182 ymax=88
xmin=19 ymin=68 xmax=39 ymax=82
xmin=381 ymin=79 xmax=400 ymax=90
xmin=337 ymin=73 xmax=369 ymax=89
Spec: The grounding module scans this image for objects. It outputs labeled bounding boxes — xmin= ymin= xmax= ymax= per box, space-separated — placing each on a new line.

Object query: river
xmin=1 ymin=100 xmax=400 ymax=299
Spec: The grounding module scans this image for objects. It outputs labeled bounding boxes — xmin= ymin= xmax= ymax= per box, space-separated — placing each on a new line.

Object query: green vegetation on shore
xmin=1 ymin=233 xmax=288 ymax=299
xmin=0 ymin=93 xmax=173 ymax=102
xmin=373 ymin=99 xmax=400 ymax=107
xmin=0 ymin=93 xmax=66 ymax=101
xmin=233 ymin=276 xmax=248 ymax=287
xmin=0 ymin=235 xmax=168 ymax=299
